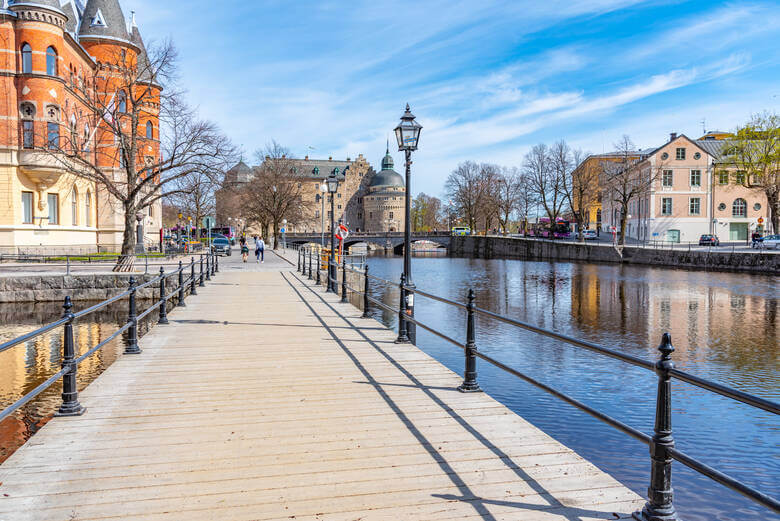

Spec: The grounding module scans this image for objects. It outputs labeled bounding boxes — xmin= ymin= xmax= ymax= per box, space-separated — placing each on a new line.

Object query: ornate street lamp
xmin=326 ymin=169 xmax=340 ymax=292
xmin=394 ymin=104 xmax=422 ymax=343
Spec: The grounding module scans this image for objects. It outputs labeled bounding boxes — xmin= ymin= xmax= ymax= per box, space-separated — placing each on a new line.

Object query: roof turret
xmin=369 ymin=145 xmax=404 ymax=190
xmin=129 ymin=16 xmax=156 ymax=85
xmin=8 ymin=0 xmax=65 ymax=16
xmin=78 ymin=0 xmax=131 ymax=44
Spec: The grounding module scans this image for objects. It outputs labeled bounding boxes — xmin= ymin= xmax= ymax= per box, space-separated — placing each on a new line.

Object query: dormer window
xmin=91 ymin=9 xmax=107 ymax=27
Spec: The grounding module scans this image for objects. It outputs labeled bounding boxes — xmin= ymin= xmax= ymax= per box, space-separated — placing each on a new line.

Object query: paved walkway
xmin=0 ymin=249 xmax=643 ymax=520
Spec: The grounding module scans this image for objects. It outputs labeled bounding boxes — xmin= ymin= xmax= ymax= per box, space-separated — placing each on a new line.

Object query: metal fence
xmin=0 ymin=251 xmax=221 ymax=424
xmin=291 ymin=244 xmax=780 ymax=520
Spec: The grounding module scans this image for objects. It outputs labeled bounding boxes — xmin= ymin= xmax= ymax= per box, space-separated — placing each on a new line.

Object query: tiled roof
xmin=78 ymin=0 xmax=131 ymax=43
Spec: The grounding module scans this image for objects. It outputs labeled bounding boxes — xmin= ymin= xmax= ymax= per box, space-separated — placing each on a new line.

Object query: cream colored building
xmin=602 ymin=133 xmax=770 ymax=243
xmin=362 ymin=149 xmax=406 ymax=233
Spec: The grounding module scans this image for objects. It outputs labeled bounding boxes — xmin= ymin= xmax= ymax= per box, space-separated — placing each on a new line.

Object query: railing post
xmin=177 ymin=260 xmax=186 ymax=307
xmin=362 ymin=265 xmax=370 ymax=318
xmin=66 ymin=255 xmax=70 ymax=276
xmin=395 ymin=274 xmax=410 ymax=343
xmin=55 ymin=296 xmax=86 ymax=416
xmin=297 ymin=247 xmax=302 ymax=272
xmin=145 ymin=254 xmax=149 ymax=274
xmin=316 ymin=251 xmax=321 ymax=285
xmin=308 ymin=248 xmax=314 ymax=280
xmin=190 ymin=257 xmax=197 ymax=296
xmin=211 ymin=251 xmax=216 ymax=277
xmin=634 ymin=333 xmax=679 ymax=521
xmin=124 ymin=277 xmax=141 ymax=355
xmin=205 ymin=253 xmax=211 ymax=281
xmin=302 ymin=247 xmax=308 ymax=276
xmin=199 ymin=255 xmax=205 ymax=286
xmin=215 ymin=252 xmax=219 ymax=273
xmin=341 ymin=254 xmax=347 ymax=303
xmin=458 ymin=289 xmax=481 ymax=392
xmin=158 ymin=266 xmax=169 ymax=325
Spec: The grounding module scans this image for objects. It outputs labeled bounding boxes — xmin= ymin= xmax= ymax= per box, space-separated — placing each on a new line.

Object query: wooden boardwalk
xmin=0 ymin=252 xmax=643 ymax=520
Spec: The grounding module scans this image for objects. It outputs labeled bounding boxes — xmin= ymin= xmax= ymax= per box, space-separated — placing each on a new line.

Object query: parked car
xmin=211 ymin=237 xmax=232 ymax=256
xmin=698 ymin=234 xmax=720 ymax=246
xmin=760 ymin=234 xmax=780 ymax=250
xmin=582 ymin=230 xmax=598 ymax=240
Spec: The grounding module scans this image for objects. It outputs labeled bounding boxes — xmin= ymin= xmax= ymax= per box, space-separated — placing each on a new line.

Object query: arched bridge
xmin=285 ymin=231 xmax=452 ymax=255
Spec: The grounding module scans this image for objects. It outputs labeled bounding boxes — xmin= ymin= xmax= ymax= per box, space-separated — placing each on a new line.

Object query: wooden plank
xmin=0 ymin=255 xmax=644 ymax=520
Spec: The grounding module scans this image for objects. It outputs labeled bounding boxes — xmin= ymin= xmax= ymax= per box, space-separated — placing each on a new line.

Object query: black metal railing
xmin=0 ymin=251 xmax=221 ymax=424
xmin=293 ymin=252 xmax=780 ymax=519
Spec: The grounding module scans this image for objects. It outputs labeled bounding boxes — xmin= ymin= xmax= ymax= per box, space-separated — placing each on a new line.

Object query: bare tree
xmin=515 ymin=171 xmax=537 ymax=235
xmin=600 ymin=135 xmax=658 ymax=245
xmin=476 ymin=163 xmax=502 ymax=233
xmin=35 ymin=40 xmax=235 ymax=270
xmin=525 ymin=143 xmax=568 ymax=234
xmin=720 ymin=111 xmax=780 ymax=234
xmin=165 ymin=168 xmax=218 ymax=239
xmin=496 ymin=167 xmax=522 ymax=234
xmin=445 ymin=161 xmax=482 ymax=231
xmin=565 ymin=149 xmax=599 ymax=240
xmin=240 ymin=143 xmax=310 ymax=249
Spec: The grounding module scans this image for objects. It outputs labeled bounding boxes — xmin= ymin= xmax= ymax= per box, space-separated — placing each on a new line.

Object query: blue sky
xmin=120 ymin=0 xmax=780 ymax=197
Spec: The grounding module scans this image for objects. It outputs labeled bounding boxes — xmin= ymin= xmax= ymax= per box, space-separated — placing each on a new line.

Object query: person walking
xmin=255 ymin=236 xmax=265 ymax=263
xmin=241 ymin=242 xmax=249 ymax=263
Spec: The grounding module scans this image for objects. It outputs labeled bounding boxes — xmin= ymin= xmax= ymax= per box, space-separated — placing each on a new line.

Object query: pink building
xmin=602 ymin=134 xmax=771 ymax=243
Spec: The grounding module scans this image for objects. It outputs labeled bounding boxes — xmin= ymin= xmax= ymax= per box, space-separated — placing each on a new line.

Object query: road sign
xmin=280 ymin=228 xmax=286 ymax=234
xmin=203 ymin=216 xmax=216 ymax=229
xmin=758 ymin=217 xmax=764 ymax=224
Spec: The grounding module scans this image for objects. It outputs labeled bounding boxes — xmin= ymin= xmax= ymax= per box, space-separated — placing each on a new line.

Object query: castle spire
xmin=78 ymin=0 xmax=131 ymax=44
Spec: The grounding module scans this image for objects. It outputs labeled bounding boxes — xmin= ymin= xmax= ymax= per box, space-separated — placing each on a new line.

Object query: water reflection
xmin=366 ymin=255 xmax=779 ymax=521
xmin=0 ymin=300 xmax=164 ymax=463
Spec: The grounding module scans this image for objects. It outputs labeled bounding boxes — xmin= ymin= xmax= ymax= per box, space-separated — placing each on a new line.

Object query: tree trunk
xmin=272 ymin=220 xmax=279 ymax=250
xmin=114 ymin=204 xmax=137 ymax=272
xmin=618 ymin=209 xmax=628 ymax=246
xmin=768 ymin=192 xmax=779 ymax=234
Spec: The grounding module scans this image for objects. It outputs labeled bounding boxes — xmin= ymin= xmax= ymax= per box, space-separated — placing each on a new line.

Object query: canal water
xmin=365 ymin=255 xmax=779 ymax=521
xmin=0 ymin=299 xmax=166 ymax=464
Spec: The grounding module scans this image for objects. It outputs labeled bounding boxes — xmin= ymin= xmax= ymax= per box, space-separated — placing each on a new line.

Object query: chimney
xmin=670 ymin=132 xmax=677 ymax=142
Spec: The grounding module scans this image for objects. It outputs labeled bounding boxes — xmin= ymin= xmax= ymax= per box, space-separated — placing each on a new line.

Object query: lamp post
xmin=282 ymin=218 xmax=287 ymax=251
xmin=326 ymin=169 xmax=340 ymax=292
xmin=320 ymin=181 xmax=327 ymax=247
xmin=394 ymin=103 xmax=422 ymax=344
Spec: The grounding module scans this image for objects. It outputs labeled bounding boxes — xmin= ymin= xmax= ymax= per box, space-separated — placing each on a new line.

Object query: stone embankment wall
xmin=451 ymin=236 xmax=780 ymax=275
xmin=0 ymin=274 xmax=160 ymax=303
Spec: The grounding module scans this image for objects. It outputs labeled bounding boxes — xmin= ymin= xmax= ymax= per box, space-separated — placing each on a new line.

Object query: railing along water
xmin=293 ymin=252 xmax=780 ymax=520
xmin=0 ymin=254 xmax=217 ymax=425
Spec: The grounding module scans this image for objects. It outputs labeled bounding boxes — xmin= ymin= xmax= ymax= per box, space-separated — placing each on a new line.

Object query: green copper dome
xmin=369 ymin=148 xmax=404 ymax=189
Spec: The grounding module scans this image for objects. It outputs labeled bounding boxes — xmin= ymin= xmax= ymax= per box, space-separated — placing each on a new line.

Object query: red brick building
xmin=0 ymin=0 xmax=162 ymax=253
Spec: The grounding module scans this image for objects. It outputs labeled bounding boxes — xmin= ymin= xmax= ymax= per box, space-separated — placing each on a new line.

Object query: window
xmin=85 ymin=191 xmax=91 ymax=227
xmin=675 ymin=148 xmax=686 ymax=160
xmin=369 ymin=212 xmax=373 ymax=219
xmin=315 ymin=194 xmax=320 ymax=203
xmin=46 ymin=46 xmax=57 ymax=76
xmin=735 ymin=171 xmax=746 ymax=184
xmin=693 ymin=152 xmax=701 ymax=160
xmin=47 ymin=193 xmax=58 ymax=224
xmin=22 ymin=192 xmax=33 ymax=223
xmin=718 ymin=202 xmax=726 ymax=211
xmin=21 ymin=43 xmax=32 ymax=73
xmin=718 ymin=172 xmax=729 ymax=185
xmin=690 ymin=170 xmax=701 ymax=187
xmin=116 ymin=91 xmax=126 ymax=113
xmin=689 ymin=197 xmax=700 ymax=215
xmin=47 ymin=122 xmax=59 ymax=150
xmin=71 ymin=187 xmax=78 ymax=225
xmin=315 ymin=210 xmax=320 ymax=218
xmin=83 ymin=124 xmax=90 ymax=152
xmin=754 ymin=203 xmax=762 ymax=211
xmin=732 ymin=198 xmax=747 ymax=217
xmin=146 ymin=121 xmax=153 ymax=139
xmin=661 ymin=198 xmax=672 ymax=215
xmin=337 ymin=204 xmax=342 ymax=210
xmin=662 ymin=170 xmax=673 ymax=187
xmin=337 ymin=193 xmax=342 ymax=198
xmin=389 ymin=211 xmax=394 ymax=219
xmin=23 ymin=121 xmax=34 ymax=149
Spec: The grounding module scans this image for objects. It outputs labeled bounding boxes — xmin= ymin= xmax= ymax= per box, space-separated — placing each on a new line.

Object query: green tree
xmin=720 ymin=112 xmax=780 ymax=234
